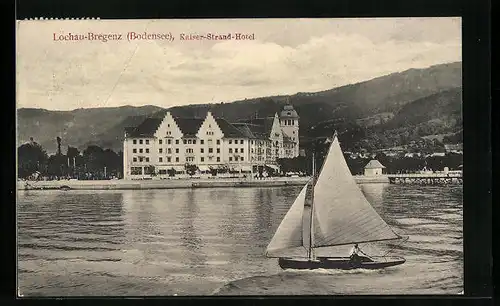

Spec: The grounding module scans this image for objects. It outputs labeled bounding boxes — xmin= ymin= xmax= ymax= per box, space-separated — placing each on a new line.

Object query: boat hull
xmin=278 ymin=256 xmax=405 ymax=270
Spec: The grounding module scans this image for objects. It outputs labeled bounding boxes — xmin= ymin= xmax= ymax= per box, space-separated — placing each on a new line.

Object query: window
xmin=229 ymin=148 xmax=233 ymax=153
xmin=241 ymin=157 xmax=244 ymax=161
xmin=193 ymin=140 xmax=197 ymax=144
xmin=188 ymin=139 xmax=192 ymax=144
xmin=139 ymin=148 xmax=143 ymax=153
xmin=139 ymin=139 xmax=143 ymax=144
xmin=159 ymin=169 xmax=167 ymax=175
xmin=139 ymin=157 xmax=143 ymax=162
xmin=216 ymin=148 xmax=220 ymax=153
xmin=293 ymin=131 xmax=295 ymax=134
xmin=175 ymin=148 xmax=179 ymax=153
xmin=240 ymin=140 xmax=244 ymax=144
xmin=201 ymin=148 xmax=204 ymax=153
xmin=251 ymin=140 xmax=254 ymax=145
xmin=208 ymin=148 xmax=213 ymax=153
xmin=133 ymin=140 xmax=137 ymax=144
xmin=167 ymin=157 xmax=171 ymax=162
xmin=235 ymin=148 xmax=238 ymax=153
xmin=186 ymin=148 xmax=193 ymax=153
xmin=168 ymin=148 xmax=172 ymax=154
xmin=229 ymin=140 xmax=232 ymax=144
xmin=200 ymin=140 xmax=204 ymax=145
xmin=168 ymin=139 xmax=172 ymax=145
xmin=145 ymin=148 xmax=149 ymax=153
xmin=159 ymin=139 xmax=163 ymax=144
xmin=201 ymin=157 xmax=205 ymax=162
xmin=175 ymin=140 xmax=179 ymax=144
xmin=175 ymin=157 xmax=179 ymax=162
xmin=183 ymin=139 xmax=187 ymax=144
xmin=159 ymin=157 xmax=163 ymax=162
xmin=186 ymin=157 xmax=194 ymax=162
xmin=146 ymin=140 xmax=150 ymax=144
xmin=217 ymin=157 xmax=220 ymax=162
xmin=241 ymin=148 xmax=244 ymax=153
xmin=133 ymin=148 xmax=137 ymax=153
xmin=159 ymin=148 xmax=163 ymax=153
xmin=146 ymin=157 xmax=149 ymax=162
xmin=229 ymin=157 xmax=232 ymax=161
xmin=215 ymin=139 xmax=219 ymax=145
xmin=133 ymin=157 xmax=137 ymax=162
xmin=167 ymin=124 xmax=170 ymax=127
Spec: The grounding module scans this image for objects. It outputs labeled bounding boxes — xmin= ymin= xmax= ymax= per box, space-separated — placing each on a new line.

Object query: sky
xmin=16 ymin=18 xmax=461 ymax=111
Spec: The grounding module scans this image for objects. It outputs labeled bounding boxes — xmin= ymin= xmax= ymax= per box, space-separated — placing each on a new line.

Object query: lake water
xmin=17 ymin=184 xmax=463 ymax=296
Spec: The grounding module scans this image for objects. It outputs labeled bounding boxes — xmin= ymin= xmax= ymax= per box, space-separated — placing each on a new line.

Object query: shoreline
xmin=17 ymin=176 xmax=390 ymax=191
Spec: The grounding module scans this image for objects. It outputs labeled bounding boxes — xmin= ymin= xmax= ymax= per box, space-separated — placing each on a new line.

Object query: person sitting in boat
xmin=349 ymin=244 xmax=370 ymax=264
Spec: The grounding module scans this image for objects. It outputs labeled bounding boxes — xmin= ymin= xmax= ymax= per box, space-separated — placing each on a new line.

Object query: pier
xmin=387 ymin=173 xmax=462 ymax=185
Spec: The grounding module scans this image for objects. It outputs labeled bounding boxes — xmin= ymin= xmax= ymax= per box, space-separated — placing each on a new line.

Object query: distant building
xmin=364 ymin=159 xmax=386 ymax=176
xmin=122 ymin=105 xmax=300 ymax=179
xmin=444 ymin=144 xmax=463 ymax=154
xmin=428 ymin=152 xmax=446 ymax=157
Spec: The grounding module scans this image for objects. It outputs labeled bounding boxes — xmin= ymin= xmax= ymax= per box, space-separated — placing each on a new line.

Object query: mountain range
xmin=17 ymin=61 xmax=462 ymax=154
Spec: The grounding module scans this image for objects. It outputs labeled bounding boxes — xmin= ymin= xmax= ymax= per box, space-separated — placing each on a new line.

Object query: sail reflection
xmin=359 ymin=183 xmax=387 ymax=209
xmin=179 ymin=189 xmax=207 ymax=267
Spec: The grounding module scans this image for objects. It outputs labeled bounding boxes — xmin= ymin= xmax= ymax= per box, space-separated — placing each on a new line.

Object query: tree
xmin=56 ymin=136 xmax=62 ymax=155
xmin=83 ymin=145 xmax=105 ymax=174
xmin=185 ymin=164 xmax=198 ymax=176
xmin=66 ymin=146 xmax=80 ymax=159
xmin=167 ymin=167 xmax=176 ymax=177
xmin=209 ymin=167 xmax=218 ymax=176
xmin=46 ymin=153 xmax=68 ymax=178
xmin=17 ymin=140 xmax=48 ymax=179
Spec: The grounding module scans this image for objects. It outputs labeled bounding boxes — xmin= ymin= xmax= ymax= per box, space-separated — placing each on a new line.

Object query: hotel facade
xmin=123 ymin=105 xmax=300 ymax=179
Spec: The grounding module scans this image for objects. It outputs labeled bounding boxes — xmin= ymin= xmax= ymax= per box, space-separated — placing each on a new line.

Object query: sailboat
xmin=265 ymin=131 xmax=406 ymax=270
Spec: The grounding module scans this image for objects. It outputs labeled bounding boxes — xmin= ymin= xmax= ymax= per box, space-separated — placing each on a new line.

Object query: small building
xmin=444 ymin=144 xmax=463 ymax=154
xmin=364 ymin=159 xmax=386 ymax=176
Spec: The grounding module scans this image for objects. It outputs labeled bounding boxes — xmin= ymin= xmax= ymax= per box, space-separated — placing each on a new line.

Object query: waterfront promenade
xmin=17 ymin=173 xmax=463 ymax=191
xmin=17 ymin=175 xmax=391 ymax=191
xmin=18 ymin=176 xmax=310 ymax=191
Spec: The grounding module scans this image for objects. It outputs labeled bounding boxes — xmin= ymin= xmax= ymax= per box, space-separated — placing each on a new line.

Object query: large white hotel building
xmin=123 ymin=104 xmax=300 ymax=179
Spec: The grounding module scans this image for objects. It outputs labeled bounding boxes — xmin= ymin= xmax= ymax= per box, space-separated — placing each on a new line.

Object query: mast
xmin=309 ymin=151 xmax=316 ymax=260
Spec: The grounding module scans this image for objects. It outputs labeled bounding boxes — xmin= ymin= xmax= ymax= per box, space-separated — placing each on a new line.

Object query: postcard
xmin=16 ymin=17 xmax=463 ymax=296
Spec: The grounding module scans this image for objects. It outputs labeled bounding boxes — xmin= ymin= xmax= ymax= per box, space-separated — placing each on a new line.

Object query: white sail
xmin=312 ymin=134 xmax=400 ymax=248
xmin=265 ymin=183 xmax=309 ymax=258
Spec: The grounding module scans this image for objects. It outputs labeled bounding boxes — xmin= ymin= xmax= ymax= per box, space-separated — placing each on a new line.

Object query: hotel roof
xmin=125 ymin=117 xmax=163 ymax=137
xmin=232 ymin=123 xmax=268 ymax=140
xmin=214 ymin=118 xmax=247 ymax=138
xmin=174 ymin=118 xmax=204 ymax=137
xmin=126 ymin=113 xmax=278 ymax=140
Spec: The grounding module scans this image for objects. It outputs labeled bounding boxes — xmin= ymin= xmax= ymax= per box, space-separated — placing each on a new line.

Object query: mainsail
xmin=265 ymin=131 xmax=399 ymax=259
xmin=311 ymin=134 xmax=400 ymax=248
xmin=265 ymin=182 xmax=309 ymax=258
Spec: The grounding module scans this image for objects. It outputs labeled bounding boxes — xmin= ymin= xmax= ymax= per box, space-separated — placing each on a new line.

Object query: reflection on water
xmin=17 ymin=184 xmax=462 ymax=296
